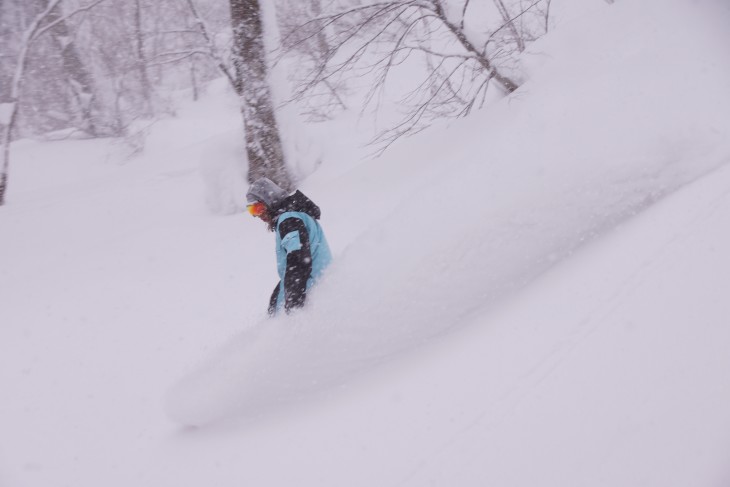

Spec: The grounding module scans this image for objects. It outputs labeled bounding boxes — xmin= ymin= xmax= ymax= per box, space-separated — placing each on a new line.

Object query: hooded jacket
xmin=268 ymin=191 xmax=332 ymax=315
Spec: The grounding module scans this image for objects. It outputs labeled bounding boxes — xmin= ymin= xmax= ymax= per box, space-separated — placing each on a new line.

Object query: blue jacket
xmin=268 ymin=191 xmax=332 ymax=315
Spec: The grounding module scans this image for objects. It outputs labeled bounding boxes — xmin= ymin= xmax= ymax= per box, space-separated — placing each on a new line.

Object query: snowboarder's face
xmin=247 ymin=201 xmax=266 ymax=217
xmin=247 ymin=201 xmax=272 ymax=226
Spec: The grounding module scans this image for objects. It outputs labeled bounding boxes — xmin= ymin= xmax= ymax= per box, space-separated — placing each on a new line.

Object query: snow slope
xmin=171 ymin=158 xmax=730 ymax=487
xmin=1 ymin=0 xmax=730 ymax=486
xmin=166 ymin=0 xmax=730 ymax=425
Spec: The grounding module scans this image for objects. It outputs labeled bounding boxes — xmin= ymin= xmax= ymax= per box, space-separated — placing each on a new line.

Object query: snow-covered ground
xmin=2 ymin=0 xmax=730 ymax=486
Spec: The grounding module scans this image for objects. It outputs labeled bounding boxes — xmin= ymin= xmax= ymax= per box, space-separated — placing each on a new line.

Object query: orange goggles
xmin=247 ymin=201 xmax=267 ymax=217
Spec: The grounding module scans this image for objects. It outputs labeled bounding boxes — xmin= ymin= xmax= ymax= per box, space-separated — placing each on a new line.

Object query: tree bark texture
xmin=229 ymin=0 xmax=292 ymax=191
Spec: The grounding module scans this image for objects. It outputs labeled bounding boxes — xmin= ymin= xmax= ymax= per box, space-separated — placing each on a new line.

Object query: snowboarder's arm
xmin=278 ymin=218 xmax=312 ymax=313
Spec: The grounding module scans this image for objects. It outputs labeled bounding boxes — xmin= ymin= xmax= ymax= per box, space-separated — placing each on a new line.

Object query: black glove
xmin=268 ymin=281 xmax=281 ymax=316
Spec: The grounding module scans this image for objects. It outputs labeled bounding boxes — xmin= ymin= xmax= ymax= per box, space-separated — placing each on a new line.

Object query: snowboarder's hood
xmin=273 ymin=191 xmax=322 ymax=220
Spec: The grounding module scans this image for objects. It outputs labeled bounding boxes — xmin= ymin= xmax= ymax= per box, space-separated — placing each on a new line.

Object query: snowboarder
xmin=246 ymin=178 xmax=333 ymax=316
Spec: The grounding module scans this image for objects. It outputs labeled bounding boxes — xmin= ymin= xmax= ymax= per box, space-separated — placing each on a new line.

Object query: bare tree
xmin=40 ymin=0 xmax=105 ymax=137
xmin=229 ymin=0 xmax=292 ymax=190
xmin=276 ymin=0 xmax=348 ymax=120
xmin=182 ymin=0 xmax=237 ymax=91
xmin=1 ymin=0 xmax=106 ymax=206
xmin=0 ymin=0 xmax=233 ymax=188
xmin=283 ymin=0 xmax=551 ymax=150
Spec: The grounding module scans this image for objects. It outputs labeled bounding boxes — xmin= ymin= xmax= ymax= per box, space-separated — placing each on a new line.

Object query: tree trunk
xmin=190 ymin=59 xmax=199 ymax=102
xmin=0 ymin=102 xmax=18 ymax=205
xmin=133 ymin=0 xmax=153 ymax=114
xmin=229 ymin=0 xmax=292 ymax=191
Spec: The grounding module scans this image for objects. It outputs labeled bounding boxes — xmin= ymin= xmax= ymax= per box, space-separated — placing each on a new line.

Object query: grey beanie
xmin=246 ymin=177 xmax=289 ymax=208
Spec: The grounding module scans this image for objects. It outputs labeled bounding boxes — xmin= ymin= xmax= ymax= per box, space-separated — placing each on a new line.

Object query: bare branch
xmin=35 ymin=0 xmax=109 ymax=40
xmin=281 ymin=0 xmax=552 ymax=154
xmin=483 ymin=0 xmax=543 ymax=56
xmin=146 ymin=51 xmax=207 ymax=67
xmin=282 ymin=1 xmax=422 ymax=49
xmin=492 ymin=0 xmax=524 ymax=52
xmin=370 ymin=57 xmax=471 ymax=153
xmin=431 ymin=0 xmax=518 ymax=93
xmin=460 ymin=0 xmax=471 ymax=31
xmin=292 ymin=2 xmax=417 ymax=100
xmin=143 ymin=29 xmax=201 ymax=37
xmin=182 ymin=0 xmax=237 ymax=93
